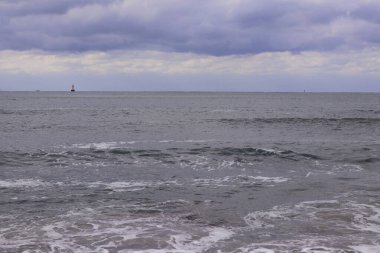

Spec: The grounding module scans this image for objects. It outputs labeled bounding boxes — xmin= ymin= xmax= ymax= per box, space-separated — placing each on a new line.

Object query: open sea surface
xmin=0 ymin=91 xmax=380 ymax=253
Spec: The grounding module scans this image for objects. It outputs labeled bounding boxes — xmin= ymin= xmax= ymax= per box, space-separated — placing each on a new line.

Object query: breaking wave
xmin=0 ymin=144 xmax=324 ymax=168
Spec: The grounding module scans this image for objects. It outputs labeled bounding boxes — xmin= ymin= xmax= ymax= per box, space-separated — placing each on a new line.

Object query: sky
xmin=0 ymin=0 xmax=380 ymax=91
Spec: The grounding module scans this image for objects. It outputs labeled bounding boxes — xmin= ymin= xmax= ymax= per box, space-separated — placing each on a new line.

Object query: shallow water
xmin=0 ymin=92 xmax=380 ymax=252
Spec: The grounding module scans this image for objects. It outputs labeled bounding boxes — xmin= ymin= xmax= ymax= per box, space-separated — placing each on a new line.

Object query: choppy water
xmin=1 ymin=91 xmax=380 ymax=253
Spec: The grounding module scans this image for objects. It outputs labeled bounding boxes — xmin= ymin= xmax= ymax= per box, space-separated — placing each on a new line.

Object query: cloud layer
xmin=1 ymin=0 xmax=380 ymax=55
xmin=1 ymin=48 xmax=379 ymax=76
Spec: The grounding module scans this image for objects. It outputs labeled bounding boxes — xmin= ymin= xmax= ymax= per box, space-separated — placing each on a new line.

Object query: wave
xmin=0 ymin=175 xmax=287 ymax=191
xmin=2 ymin=198 xmax=379 ymax=252
xmin=355 ymin=109 xmax=380 ymax=114
xmin=0 ymin=108 xmax=73 ymax=116
xmin=0 ymin=145 xmax=323 ymax=168
xmin=181 ymin=147 xmax=321 ymax=162
xmin=87 ymin=180 xmax=180 ymax=192
xmin=353 ymin=157 xmax=380 ymax=164
xmin=0 ymin=204 xmax=235 ymax=253
xmin=243 ymin=200 xmax=380 ymax=252
xmin=0 ymin=179 xmax=51 ymax=188
xmin=193 ymin=175 xmax=289 ymax=188
xmin=245 ymin=199 xmax=380 ymax=232
xmin=0 ymin=178 xmax=181 ymax=198
xmin=218 ymin=117 xmax=380 ymax=126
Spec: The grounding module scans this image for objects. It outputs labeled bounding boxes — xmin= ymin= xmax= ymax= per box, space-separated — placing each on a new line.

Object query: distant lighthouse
xmin=70 ymin=85 xmax=75 ymax=92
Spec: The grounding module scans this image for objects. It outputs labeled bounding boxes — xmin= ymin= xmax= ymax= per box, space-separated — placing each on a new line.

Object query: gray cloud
xmin=1 ymin=0 xmax=380 ymax=55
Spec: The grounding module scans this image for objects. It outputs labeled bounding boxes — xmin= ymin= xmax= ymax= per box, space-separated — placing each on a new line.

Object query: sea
xmin=0 ymin=91 xmax=380 ymax=253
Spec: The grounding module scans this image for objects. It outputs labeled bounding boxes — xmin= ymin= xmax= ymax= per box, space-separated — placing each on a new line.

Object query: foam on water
xmin=193 ymin=175 xmax=289 ymax=188
xmin=243 ymin=199 xmax=380 ymax=251
xmin=351 ymin=203 xmax=380 ymax=233
xmin=238 ymin=248 xmax=276 ymax=253
xmin=350 ymin=245 xmax=380 ymax=253
xmin=167 ymin=227 xmax=234 ymax=253
xmin=87 ymin=180 xmax=181 ymax=192
xmin=245 ymin=199 xmax=380 ymax=232
xmin=333 ymin=164 xmax=364 ymax=173
xmin=244 ymin=207 xmax=293 ymax=229
xmin=0 ymin=179 xmax=181 ymax=193
xmin=179 ymin=155 xmax=213 ymax=171
xmin=70 ymin=140 xmax=213 ymax=149
xmin=0 ymin=205 xmax=235 ymax=253
xmin=236 ymin=241 xmax=357 ymax=253
xmin=0 ymin=179 xmax=51 ymax=188
xmin=250 ymin=176 xmax=289 ymax=183
xmin=71 ymin=141 xmax=135 ymax=149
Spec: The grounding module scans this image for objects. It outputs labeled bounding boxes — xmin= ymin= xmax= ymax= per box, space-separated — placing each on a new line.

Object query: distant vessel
xmin=70 ymin=85 xmax=75 ymax=92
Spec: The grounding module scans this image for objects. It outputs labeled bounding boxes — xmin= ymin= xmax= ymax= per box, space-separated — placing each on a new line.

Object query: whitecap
xmin=87 ymin=180 xmax=181 ymax=192
xmin=249 ymin=176 xmax=289 ymax=183
xmin=70 ymin=141 xmax=136 ymax=150
xmin=193 ymin=175 xmax=289 ymax=188
xmin=333 ymin=164 xmax=364 ymax=172
xmin=0 ymin=179 xmax=50 ymax=188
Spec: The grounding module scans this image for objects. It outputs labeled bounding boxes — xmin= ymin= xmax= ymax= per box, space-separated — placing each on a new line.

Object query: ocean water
xmin=0 ymin=91 xmax=380 ymax=253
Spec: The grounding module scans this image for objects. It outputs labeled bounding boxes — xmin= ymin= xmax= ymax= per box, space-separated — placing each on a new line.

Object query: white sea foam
xmin=71 ymin=142 xmax=122 ymax=149
xmin=70 ymin=140 xmax=212 ymax=149
xmin=350 ymin=245 xmax=380 ymax=253
xmin=351 ymin=203 xmax=380 ymax=233
xmin=179 ymin=155 xmax=212 ymax=170
xmin=167 ymin=227 xmax=234 ymax=253
xmin=70 ymin=141 xmax=136 ymax=149
xmin=178 ymin=155 xmax=246 ymax=171
xmin=158 ymin=140 xmax=174 ymax=143
xmin=300 ymin=246 xmax=344 ymax=253
xmin=0 ymin=179 xmax=180 ymax=192
xmin=329 ymin=163 xmax=364 ymax=173
xmin=0 ymin=179 xmax=50 ymax=188
xmin=313 ymin=161 xmax=364 ymax=175
xmin=87 ymin=180 xmax=181 ymax=192
xmin=244 ymin=248 xmax=276 ymax=253
xmin=244 ymin=207 xmax=293 ymax=229
xmin=235 ymin=245 xmax=278 ymax=253
xmin=244 ymin=199 xmax=380 ymax=248
xmin=249 ymin=176 xmax=289 ymax=183
xmin=194 ymin=175 xmax=289 ymax=188
xmin=0 ymin=205 xmax=234 ymax=253
xmin=235 ymin=237 xmax=380 ymax=253
xmin=261 ymin=148 xmax=279 ymax=153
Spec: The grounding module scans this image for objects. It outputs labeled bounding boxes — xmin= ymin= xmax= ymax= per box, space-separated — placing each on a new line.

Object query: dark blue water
xmin=1 ymin=92 xmax=380 ymax=252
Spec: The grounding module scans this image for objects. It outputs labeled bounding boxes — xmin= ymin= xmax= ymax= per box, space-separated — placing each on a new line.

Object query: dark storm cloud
xmin=1 ymin=0 xmax=379 ymax=55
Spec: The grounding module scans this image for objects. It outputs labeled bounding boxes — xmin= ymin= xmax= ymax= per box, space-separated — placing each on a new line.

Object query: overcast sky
xmin=1 ymin=0 xmax=379 ymax=91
